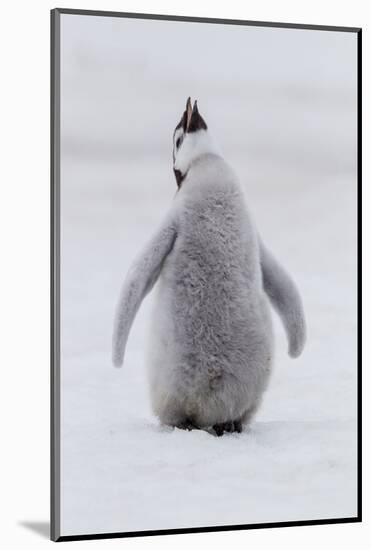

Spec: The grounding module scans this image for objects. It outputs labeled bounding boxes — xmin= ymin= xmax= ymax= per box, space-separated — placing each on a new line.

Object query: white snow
xmin=59 ymin=14 xmax=358 ymax=536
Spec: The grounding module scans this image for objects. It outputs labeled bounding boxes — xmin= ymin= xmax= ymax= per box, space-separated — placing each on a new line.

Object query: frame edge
xmin=53 ymin=7 xmax=361 ymax=33
xmin=51 ymin=7 xmax=61 ymax=543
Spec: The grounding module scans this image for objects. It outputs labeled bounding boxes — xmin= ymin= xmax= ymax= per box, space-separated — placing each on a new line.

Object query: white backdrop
xmin=0 ymin=1 xmax=368 ymax=549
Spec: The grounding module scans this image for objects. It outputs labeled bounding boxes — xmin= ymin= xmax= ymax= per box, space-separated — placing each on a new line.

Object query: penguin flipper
xmin=259 ymin=238 xmax=306 ymax=358
xmin=112 ymin=218 xmax=177 ymax=368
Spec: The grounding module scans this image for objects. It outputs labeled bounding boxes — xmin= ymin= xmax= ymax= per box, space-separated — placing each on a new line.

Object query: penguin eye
xmin=176 ymin=137 xmax=181 ymax=149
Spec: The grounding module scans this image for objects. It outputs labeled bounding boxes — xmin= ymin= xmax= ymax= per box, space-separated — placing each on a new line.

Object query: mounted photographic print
xmin=51 ymin=8 xmax=361 ymax=542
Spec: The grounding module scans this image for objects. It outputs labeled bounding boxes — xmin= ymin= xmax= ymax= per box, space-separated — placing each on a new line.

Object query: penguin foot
xmin=213 ymin=419 xmax=243 ymax=436
xmin=176 ymin=418 xmax=199 ymax=431
xmin=233 ymin=419 xmax=242 ymax=433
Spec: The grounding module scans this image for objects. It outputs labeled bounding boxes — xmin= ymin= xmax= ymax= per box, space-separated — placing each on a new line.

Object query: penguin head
xmin=172 ymin=97 xmax=216 ymax=188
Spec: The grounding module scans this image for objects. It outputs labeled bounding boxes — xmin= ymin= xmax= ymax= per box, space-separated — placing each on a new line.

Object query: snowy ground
xmin=59 ymin=14 xmax=358 ymax=537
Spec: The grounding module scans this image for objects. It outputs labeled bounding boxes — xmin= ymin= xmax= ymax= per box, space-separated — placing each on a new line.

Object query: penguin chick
xmin=113 ymin=97 xmax=306 ymax=435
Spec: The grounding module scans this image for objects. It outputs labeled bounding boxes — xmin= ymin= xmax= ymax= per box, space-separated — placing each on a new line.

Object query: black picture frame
xmin=51 ymin=7 xmax=362 ymax=542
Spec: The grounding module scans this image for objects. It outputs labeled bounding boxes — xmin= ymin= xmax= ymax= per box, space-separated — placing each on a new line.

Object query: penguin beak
xmin=186 ymin=97 xmax=193 ymax=131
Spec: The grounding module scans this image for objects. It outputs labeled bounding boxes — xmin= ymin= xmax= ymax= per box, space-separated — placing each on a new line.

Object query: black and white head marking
xmin=172 ymin=111 xmax=186 ymax=164
xmin=172 ymin=97 xmax=208 ymax=189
